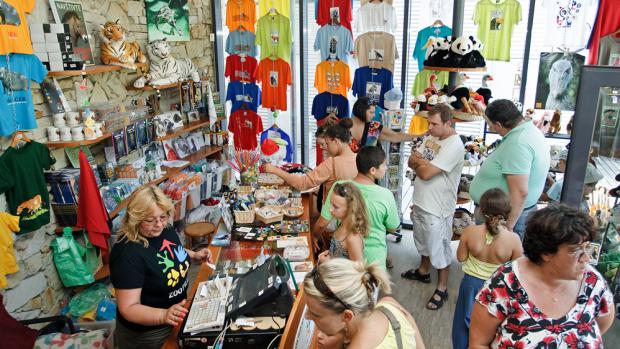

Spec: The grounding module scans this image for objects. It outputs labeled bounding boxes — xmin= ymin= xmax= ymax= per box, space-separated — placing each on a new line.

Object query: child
xmin=452 ymin=188 xmax=523 ymax=349
xmin=318 ymin=182 xmax=368 ymax=263
xmin=317 ymin=330 xmax=345 ymax=349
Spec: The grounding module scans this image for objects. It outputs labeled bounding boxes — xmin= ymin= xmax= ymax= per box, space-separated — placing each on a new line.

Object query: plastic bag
xmin=67 ymin=283 xmax=111 ymax=317
xmin=50 ymin=227 xmax=97 ymax=287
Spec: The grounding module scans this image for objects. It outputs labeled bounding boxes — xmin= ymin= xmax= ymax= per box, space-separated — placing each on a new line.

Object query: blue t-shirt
xmin=314 ymin=24 xmax=354 ymax=63
xmin=311 ymin=92 xmax=350 ymax=121
xmin=226 ymin=81 xmax=261 ymax=113
xmin=260 ymin=126 xmax=293 ymax=162
xmin=226 ymin=30 xmax=258 ymax=57
xmin=352 ymin=67 xmax=393 ymax=109
xmin=412 ymin=25 xmax=452 ymax=71
xmin=0 ymin=54 xmax=47 ymax=136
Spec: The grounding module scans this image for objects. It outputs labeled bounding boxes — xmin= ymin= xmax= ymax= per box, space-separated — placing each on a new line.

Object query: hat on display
xmin=261 ymin=138 xmax=279 ymax=156
xmin=584 ymin=163 xmax=603 ymax=185
xmin=384 ymin=88 xmax=403 ymax=110
xmin=558 ymin=149 xmax=569 ymax=161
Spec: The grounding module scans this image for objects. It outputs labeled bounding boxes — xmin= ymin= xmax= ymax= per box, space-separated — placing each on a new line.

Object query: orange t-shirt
xmin=0 ymin=0 xmax=35 ymax=54
xmin=226 ymin=0 xmax=257 ymax=33
xmin=315 ymin=60 xmax=351 ymax=98
xmin=256 ymin=57 xmax=292 ymax=111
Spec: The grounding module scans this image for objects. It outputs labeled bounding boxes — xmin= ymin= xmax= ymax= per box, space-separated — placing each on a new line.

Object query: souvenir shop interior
xmin=0 ymin=0 xmax=620 ymax=348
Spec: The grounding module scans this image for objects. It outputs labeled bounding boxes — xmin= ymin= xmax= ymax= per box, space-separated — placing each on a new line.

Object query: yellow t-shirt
xmin=0 ymin=212 xmax=20 ymax=289
xmin=0 ymin=0 xmax=35 ymax=54
xmin=258 ymin=0 xmax=290 ymax=18
xmin=314 ymin=60 xmax=351 ymax=98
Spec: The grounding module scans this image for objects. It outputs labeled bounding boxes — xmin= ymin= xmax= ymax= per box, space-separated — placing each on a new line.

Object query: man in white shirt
xmin=402 ymin=104 xmax=464 ymax=311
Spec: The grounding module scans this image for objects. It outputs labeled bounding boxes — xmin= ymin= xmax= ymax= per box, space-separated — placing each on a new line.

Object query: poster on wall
xmin=145 ymin=0 xmax=190 ymax=42
xmin=534 ymin=52 xmax=585 ymax=112
xmin=49 ymin=0 xmax=95 ymax=64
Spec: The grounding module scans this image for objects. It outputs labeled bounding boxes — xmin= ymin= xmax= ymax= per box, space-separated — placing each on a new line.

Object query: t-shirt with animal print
xmin=110 ymin=227 xmax=190 ymax=332
xmin=354 ymin=31 xmax=399 ymax=73
xmin=0 ymin=0 xmax=36 ymax=54
xmin=256 ymin=57 xmax=291 ymax=111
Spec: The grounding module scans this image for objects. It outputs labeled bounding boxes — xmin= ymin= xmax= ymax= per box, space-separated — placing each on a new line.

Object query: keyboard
xmin=183 ymin=276 xmax=232 ymax=334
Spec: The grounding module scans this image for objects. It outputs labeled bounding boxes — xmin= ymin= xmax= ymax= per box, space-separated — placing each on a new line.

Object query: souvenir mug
xmin=93 ymin=122 xmax=104 ymax=138
xmin=71 ymin=126 xmax=84 ymax=140
xmin=59 ymin=126 xmax=72 ymax=141
xmin=84 ymin=126 xmax=96 ymax=140
xmin=47 ymin=126 xmax=60 ymax=141
xmin=66 ymin=112 xmax=80 ymax=126
xmin=53 ymin=113 xmax=66 ymax=127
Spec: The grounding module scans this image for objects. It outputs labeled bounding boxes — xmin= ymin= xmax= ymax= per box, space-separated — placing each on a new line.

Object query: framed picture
xmin=49 ymin=0 xmax=95 ymax=64
xmin=187 ymin=110 xmax=200 ymax=122
xmin=112 ymin=129 xmax=127 ymax=160
xmin=184 ymin=134 xmax=198 ymax=153
xmin=534 ymin=52 xmax=585 ymax=111
xmin=145 ymin=0 xmax=190 ymax=41
xmin=172 ymin=137 xmax=191 ymax=159
xmin=162 ymin=139 xmax=178 ymax=160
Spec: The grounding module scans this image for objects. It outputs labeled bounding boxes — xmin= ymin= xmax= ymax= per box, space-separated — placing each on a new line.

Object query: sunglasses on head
xmin=309 ymin=267 xmax=350 ymax=310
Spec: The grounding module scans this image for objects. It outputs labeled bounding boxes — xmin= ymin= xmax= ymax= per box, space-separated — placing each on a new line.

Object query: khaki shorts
xmin=411 ymin=205 xmax=453 ymax=269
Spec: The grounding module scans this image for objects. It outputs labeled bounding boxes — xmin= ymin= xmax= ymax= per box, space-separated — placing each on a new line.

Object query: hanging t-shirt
xmin=315 ymin=60 xmax=351 ymax=98
xmin=225 ymin=29 xmax=257 ymax=57
xmin=260 ymin=126 xmax=293 ymax=161
xmin=473 ymin=0 xmax=522 ymax=62
xmin=542 ymin=0 xmax=597 ymax=49
xmin=110 ymin=227 xmax=190 ymax=332
xmin=354 ymin=2 xmax=397 ymax=35
xmin=587 ymin=0 xmax=620 ymax=65
xmin=411 ymin=69 xmax=449 ymax=96
xmin=354 ymin=31 xmax=399 ymax=73
xmin=225 ymin=54 xmax=258 ymax=83
xmin=0 ymin=54 xmax=47 ymax=136
xmin=598 ymin=34 xmax=620 ymax=66
xmin=412 ymin=25 xmax=452 ymax=71
xmin=0 ymin=141 xmax=55 ymax=233
xmin=311 ymin=92 xmax=350 ymax=121
xmin=352 ymin=67 xmax=394 ymax=109
xmin=256 ymin=12 xmax=292 ymax=62
xmin=258 ymin=0 xmax=290 ymax=18
xmin=226 ymin=80 xmax=261 ymax=112
xmin=314 ymin=24 xmax=354 ymax=63
xmin=317 ymin=0 xmax=353 ymax=33
xmin=0 ymin=213 xmax=19 ymax=289
xmin=226 ymin=0 xmax=257 ymax=33
xmin=256 ymin=57 xmax=292 ymax=111
xmin=0 ymin=0 xmax=35 ymax=54
xmin=228 ymin=109 xmax=264 ymax=150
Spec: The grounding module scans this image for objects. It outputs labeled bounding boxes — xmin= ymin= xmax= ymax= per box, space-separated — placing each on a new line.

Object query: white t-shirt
xmin=354 ymin=2 xmax=397 ymax=35
xmin=543 ymin=0 xmax=598 ymax=49
xmin=412 ymin=134 xmax=464 ymax=218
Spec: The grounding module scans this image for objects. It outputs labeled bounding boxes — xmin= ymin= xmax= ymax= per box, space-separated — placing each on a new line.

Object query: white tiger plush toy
xmin=133 ymin=38 xmax=199 ymax=88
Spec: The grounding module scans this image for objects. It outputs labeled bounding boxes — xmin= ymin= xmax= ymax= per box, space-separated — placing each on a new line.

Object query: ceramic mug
xmin=59 ymin=126 xmax=72 ymax=141
xmin=71 ymin=126 xmax=84 ymax=140
xmin=84 ymin=126 xmax=96 ymax=140
xmin=47 ymin=126 xmax=60 ymax=141
xmin=66 ymin=112 xmax=80 ymax=126
xmin=93 ymin=122 xmax=104 ymax=137
xmin=53 ymin=113 xmax=66 ymax=127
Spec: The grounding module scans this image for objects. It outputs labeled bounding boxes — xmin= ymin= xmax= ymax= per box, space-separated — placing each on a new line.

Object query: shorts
xmin=411 ymin=205 xmax=453 ymax=269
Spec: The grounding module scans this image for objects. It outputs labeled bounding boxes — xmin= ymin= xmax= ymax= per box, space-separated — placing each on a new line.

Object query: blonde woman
xmin=110 ymin=186 xmax=211 ymax=349
xmin=304 ymin=258 xmax=426 ymax=349
xmin=318 ymin=182 xmax=369 ymax=264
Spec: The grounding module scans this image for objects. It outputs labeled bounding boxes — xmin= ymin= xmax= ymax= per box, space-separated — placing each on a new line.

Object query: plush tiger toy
xmin=133 ymin=38 xmax=200 ymax=88
xmin=99 ymin=20 xmax=146 ymax=70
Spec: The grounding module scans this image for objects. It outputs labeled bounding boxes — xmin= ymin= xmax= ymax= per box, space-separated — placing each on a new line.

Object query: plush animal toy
xmin=476 ymin=74 xmax=493 ymax=105
xmin=133 ymin=38 xmax=200 ymax=88
xmin=534 ymin=111 xmax=552 ymax=133
xmin=549 ymin=109 xmax=562 ymax=134
xmin=424 ymin=36 xmax=452 ymax=67
xmin=99 ymin=20 xmax=146 ymax=70
xmin=449 ymin=36 xmax=473 ymax=67
xmin=462 ymin=36 xmax=486 ymax=68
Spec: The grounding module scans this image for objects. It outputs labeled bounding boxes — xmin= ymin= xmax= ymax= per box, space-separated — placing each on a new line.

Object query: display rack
xmin=46 ymin=133 xmax=112 ymax=149
xmin=423 ymin=66 xmax=487 ymax=73
xmin=47 ymin=63 xmax=146 ymax=77
xmin=381 ymin=109 xmax=406 ymax=242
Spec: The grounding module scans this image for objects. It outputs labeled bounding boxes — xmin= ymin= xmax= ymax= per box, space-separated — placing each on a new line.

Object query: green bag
xmin=50 ymin=227 xmax=97 ymax=287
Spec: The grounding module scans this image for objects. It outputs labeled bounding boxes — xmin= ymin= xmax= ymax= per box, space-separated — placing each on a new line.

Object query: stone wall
xmin=1 ymin=0 xmax=216 ymax=321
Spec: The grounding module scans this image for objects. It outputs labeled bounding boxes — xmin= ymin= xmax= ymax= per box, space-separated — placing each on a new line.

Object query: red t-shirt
xmin=225 ymin=54 xmax=258 ymax=83
xmin=316 ymin=0 xmax=353 ymax=33
xmin=587 ymin=0 xmax=620 ymax=65
xmin=256 ymin=58 xmax=292 ymax=111
xmin=228 ymin=109 xmax=264 ymax=150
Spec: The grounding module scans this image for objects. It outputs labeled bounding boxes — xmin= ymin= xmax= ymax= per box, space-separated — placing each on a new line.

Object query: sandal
xmin=386 ymin=257 xmax=394 ymax=269
xmin=426 ymin=289 xmax=448 ymax=310
xmin=400 ymin=269 xmax=430 ymax=283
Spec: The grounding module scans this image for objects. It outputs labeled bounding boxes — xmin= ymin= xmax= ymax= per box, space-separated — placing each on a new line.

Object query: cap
xmin=384 ymin=88 xmax=403 ymax=110
xmin=261 ymin=138 xmax=279 ymax=156
xmin=584 ymin=163 xmax=603 ymax=184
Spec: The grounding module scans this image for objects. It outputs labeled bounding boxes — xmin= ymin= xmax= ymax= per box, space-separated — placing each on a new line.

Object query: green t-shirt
xmin=469 ymin=121 xmax=550 ymax=208
xmin=473 ymin=0 xmax=522 ymax=62
xmin=256 ymin=13 xmax=292 ymax=62
xmin=411 ymin=69 xmax=449 ymax=97
xmin=0 ymin=141 xmax=56 ymax=233
xmin=321 ymin=180 xmax=400 ymax=269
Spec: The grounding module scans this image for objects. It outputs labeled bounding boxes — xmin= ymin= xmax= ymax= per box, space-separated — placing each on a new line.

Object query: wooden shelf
xmin=423 ymin=66 xmax=487 ymax=73
xmin=46 ymin=132 xmax=112 ymax=149
xmin=47 ymin=63 xmax=146 ymax=77
xmin=108 ymin=145 xmax=223 ymax=219
xmin=416 ymin=110 xmax=484 ymax=123
xmin=157 ymin=119 xmax=210 ymax=142
xmin=129 ymin=76 xmax=209 ymax=91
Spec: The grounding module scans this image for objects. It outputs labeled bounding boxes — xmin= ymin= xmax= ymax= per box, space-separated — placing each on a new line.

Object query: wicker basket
xmin=234 ymin=209 xmax=255 ymax=224
xmin=257 ymin=173 xmax=285 ymax=186
xmin=283 ymin=206 xmax=304 ymax=218
xmin=255 ymin=206 xmax=284 ymax=224
xmin=289 ymin=197 xmax=302 ymax=206
xmin=237 ymin=185 xmax=253 ymax=196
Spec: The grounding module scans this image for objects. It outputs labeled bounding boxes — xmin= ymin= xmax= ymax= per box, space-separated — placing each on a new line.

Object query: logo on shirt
xmin=0 ymin=68 xmax=28 ymax=91
xmin=490 ymin=10 xmax=504 ymax=31
xmin=329 ymin=7 xmax=340 ymax=22
xmin=555 ymin=0 xmax=582 ymax=28
xmin=269 ymin=71 xmax=278 ymax=87
xmin=368 ymin=49 xmax=384 ymax=62
xmin=234 ymin=69 xmax=251 ymax=80
xmin=329 ymin=36 xmax=338 ymax=55
xmin=156 ymin=239 xmax=190 ymax=292
xmin=419 ymin=138 xmax=442 ymax=161
xmin=326 ymin=71 xmax=341 ymax=90
xmin=270 ymin=29 xmax=280 ymax=45
xmin=16 ymin=195 xmax=48 ymax=221
xmin=366 ymin=82 xmax=382 ymax=103
xmin=235 ymin=94 xmax=253 ymax=103
xmin=234 ymin=44 xmax=252 ymax=53
xmin=0 ymin=0 xmax=21 ymax=26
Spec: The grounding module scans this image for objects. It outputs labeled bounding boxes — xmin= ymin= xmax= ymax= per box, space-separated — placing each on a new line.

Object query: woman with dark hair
xmin=350 ymin=96 xmax=418 ymax=152
xmin=470 ymin=204 xmax=615 ymax=349
xmin=469 ymin=99 xmax=551 ymax=239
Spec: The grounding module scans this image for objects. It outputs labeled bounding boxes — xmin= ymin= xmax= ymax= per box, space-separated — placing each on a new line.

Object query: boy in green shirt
xmin=314 ymin=146 xmax=400 ymax=269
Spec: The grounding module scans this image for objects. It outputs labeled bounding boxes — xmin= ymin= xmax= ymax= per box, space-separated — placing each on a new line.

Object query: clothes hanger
xmin=10 ymin=131 xmax=30 ymax=149
xmin=432 ymin=19 xmax=444 ymax=27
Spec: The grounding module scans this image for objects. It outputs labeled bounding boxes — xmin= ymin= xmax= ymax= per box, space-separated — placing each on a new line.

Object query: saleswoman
xmin=110 ymin=186 xmax=211 ymax=349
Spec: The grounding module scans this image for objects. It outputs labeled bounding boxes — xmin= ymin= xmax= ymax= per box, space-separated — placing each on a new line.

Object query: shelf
xmin=47 ymin=63 xmax=146 ymax=77
xmin=423 ymin=66 xmax=487 ymax=73
xmin=46 ymin=133 xmax=112 ymax=149
xmin=108 ymin=145 xmax=223 ymax=219
xmin=157 ymin=119 xmax=210 ymax=142
xmin=416 ymin=110 xmax=484 ymax=123
xmin=129 ymin=76 xmax=209 ymax=91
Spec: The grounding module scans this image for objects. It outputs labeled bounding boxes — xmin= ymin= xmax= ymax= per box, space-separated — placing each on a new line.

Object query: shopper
xmin=350 ymin=96 xmax=418 ymax=152
xmin=401 ymin=104 xmax=464 ymax=311
xmin=548 ymin=162 xmax=603 ymax=213
xmin=469 ymin=99 xmax=550 ymax=239
xmin=470 ymin=204 xmax=615 ymax=349
xmin=314 ymin=146 xmax=400 ymax=269
xmin=303 ymin=258 xmax=426 ymax=349
xmin=317 ymin=330 xmax=346 ymax=349
xmin=451 ymin=188 xmax=523 ymax=349
xmin=110 ymin=186 xmax=212 ymax=349
xmin=318 ymin=182 xmax=368 ymax=264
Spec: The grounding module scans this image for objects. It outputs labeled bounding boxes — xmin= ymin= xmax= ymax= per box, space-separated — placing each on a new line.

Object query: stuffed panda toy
xmin=463 ymin=36 xmax=486 ymax=68
xmin=424 ymin=36 xmax=452 ymax=67
xmin=449 ymin=36 xmax=474 ymax=67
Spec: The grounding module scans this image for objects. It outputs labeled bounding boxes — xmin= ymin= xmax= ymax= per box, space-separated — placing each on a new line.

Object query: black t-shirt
xmin=110 ymin=227 xmax=190 ymax=332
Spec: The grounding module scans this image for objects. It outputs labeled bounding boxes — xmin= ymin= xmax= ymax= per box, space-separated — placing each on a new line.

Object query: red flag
xmin=76 ymin=150 xmax=110 ymax=250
